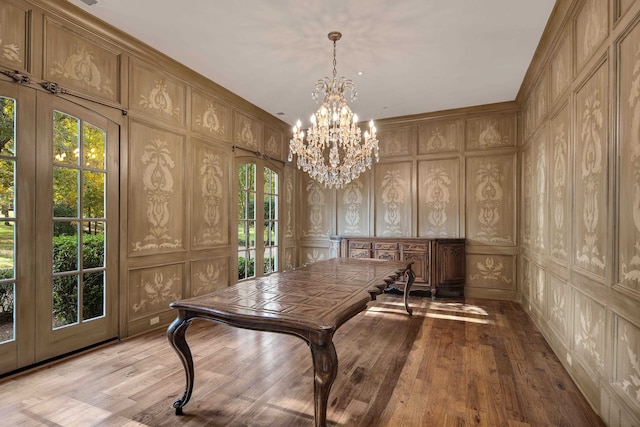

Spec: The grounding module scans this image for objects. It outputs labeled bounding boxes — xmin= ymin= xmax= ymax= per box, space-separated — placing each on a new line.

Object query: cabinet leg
xmin=403 ymin=268 xmax=415 ymax=316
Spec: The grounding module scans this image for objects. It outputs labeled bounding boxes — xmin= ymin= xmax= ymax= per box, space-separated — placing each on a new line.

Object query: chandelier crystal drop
xmin=288 ymin=31 xmax=379 ymax=189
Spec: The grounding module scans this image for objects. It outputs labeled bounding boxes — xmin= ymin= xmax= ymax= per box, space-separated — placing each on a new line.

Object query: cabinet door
xmin=375 ymin=250 xmax=399 ymax=261
xmin=435 ymin=242 xmax=465 ymax=284
xmin=350 ymin=249 xmax=372 ymax=259
xmin=402 ymin=251 xmax=429 ymax=284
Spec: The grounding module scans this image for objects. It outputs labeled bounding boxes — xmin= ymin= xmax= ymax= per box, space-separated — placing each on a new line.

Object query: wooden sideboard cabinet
xmin=339 ymin=237 xmax=465 ymax=298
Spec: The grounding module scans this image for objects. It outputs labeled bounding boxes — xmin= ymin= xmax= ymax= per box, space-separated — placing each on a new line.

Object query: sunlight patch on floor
xmin=425 ymin=312 xmax=491 ymax=324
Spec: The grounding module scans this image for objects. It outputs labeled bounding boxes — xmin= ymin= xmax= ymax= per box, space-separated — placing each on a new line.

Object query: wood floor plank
xmin=0 ymin=296 xmax=605 ymax=426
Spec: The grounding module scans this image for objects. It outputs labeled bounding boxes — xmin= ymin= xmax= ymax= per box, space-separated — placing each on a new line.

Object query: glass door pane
xmin=238 ymin=163 xmax=256 ymax=280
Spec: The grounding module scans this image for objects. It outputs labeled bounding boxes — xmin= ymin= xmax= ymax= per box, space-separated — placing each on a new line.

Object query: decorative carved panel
xmin=549 ymin=105 xmax=570 ymax=264
xmin=233 ymin=111 xmax=261 ymax=150
xmin=129 ymin=264 xmax=183 ymax=319
xmin=190 ymin=257 xmax=229 ymax=297
xmin=283 ymin=166 xmax=295 ymax=239
xmin=612 ymin=315 xmax=640 ymax=412
xmin=550 ymin=29 xmax=572 ymax=105
xmin=130 ymin=61 xmax=185 ymax=125
xmin=191 ymin=90 xmax=231 ymax=141
xmin=530 ymin=262 xmax=545 ymax=312
xmin=44 ymin=19 xmax=119 ymax=102
xmin=574 ymin=290 xmax=606 ymax=375
xmin=192 ymin=139 xmax=229 ymax=248
xmin=337 ymin=176 xmax=370 ymax=236
xmin=284 ymin=247 xmax=295 ymax=270
xmin=547 ymin=273 xmax=569 ymax=341
xmin=532 ymin=128 xmax=548 ymax=254
xmin=466 ymin=154 xmax=516 ymax=245
xmin=417 ymin=120 xmax=461 ymax=154
xmin=374 ymin=162 xmax=412 ymax=237
xmin=522 ymin=145 xmax=533 ymax=248
xmin=575 ymin=0 xmax=608 ymax=72
xmin=467 ymin=254 xmax=515 ymax=289
xmin=523 ymin=74 xmax=548 ymax=138
xmin=466 ymin=113 xmax=517 ymax=150
xmin=376 ymin=125 xmax=413 ymax=158
xmin=301 ymin=175 xmax=330 ymax=238
xmin=618 ymin=21 xmax=640 ymax=294
xmin=301 ymin=247 xmax=329 ymax=264
xmin=128 ymin=121 xmax=185 ymax=255
xmin=417 ymin=158 xmax=459 ymax=237
xmin=521 ymin=257 xmax=531 ymax=298
xmin=618 ymin=0 xmax=636 ymax=20
xmin=264 ymin=125 xmax=284 ymax=161
xmin=574 ymin=62 xmax=607 ymax=277
xmin=0 ymin=1 xmax=29 ymax=71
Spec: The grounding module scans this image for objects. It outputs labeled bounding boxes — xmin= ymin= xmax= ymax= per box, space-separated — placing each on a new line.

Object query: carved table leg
xmin=167 ymin=312 xmax=194 ymax=415
xmin=309 ymin=337 xmax=338 ymax=427
xmin=403 ymin=268 xmax=415 ymax=316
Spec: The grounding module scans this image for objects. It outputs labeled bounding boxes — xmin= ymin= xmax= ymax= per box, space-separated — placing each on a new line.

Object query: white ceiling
xmin=65 ymin=0 xmax=556 ymax=126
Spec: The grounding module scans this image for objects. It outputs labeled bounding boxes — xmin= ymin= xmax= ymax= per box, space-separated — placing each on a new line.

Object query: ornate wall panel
xmin=522 ymin=144 xmax=533 ymax=248
xmin=130 ymin=61 xmax=185 ymax=125
xmin=301 ymin=247 xmax=330 ymax=264
xmin=190 ymin=257 xmax=229 ymax=297
xmin=466 ymin=154 xmax=516 ymax=245
xmin=618 ymin=0 xmax=637 ymax=20
xmin=301 ymin=175 xmax=331 ymax=238
xmin=129 ymin=264 xmax=183 ymax=319
xmin=0 ymin=1 xmax=29 ymax=71
xmin=533 ymin=127 xmax=548 ymax=254
xmin=547 ymin=273 xmax=570 ymax=341
xmin=522 ymin=256 xmax=532 ymax=299
xmin=574 ymin=62 xmax=607 ymax=278
xmin=466 ymin=113 xmax=517 ymax=150
xmin=417 ymin=120 xmax=462 ymax=154
xmin=550 ymin=29 xmax=573 ymax=105
xmin=530 ymin=262 xmax=546 ymax=313
xmin=191 ymin=90 xmax=231 ymax=141
xmin=264 ymin=125 xmax=284 ymax=162
xmin=575 ymin=0 xmax=608 ymax=72
xmin=233 ymin=111 xmax=261 ymax=150
xmin=374 ymin=162 xmax=412 ymax=237
xmin=612 ymin=315 xmax=640 ymax=412
xmin=191 ymin=139 xmax=229 ymax=248
xmin=467 ymin=254 xmax=515 ymax=290
xmin=549 ymin=105 xmax=570 ymax=264
xmin=283 ymin=166 xmax=295 ymax=240
xmin=337 ymin=177 xmax=370 ymax=236
xmin=574 ymin=290 xmax=606 ymax=375
xmin=284 ymin=247 xmax=295 ymax=271
xmin=523 ymin=74 xmax=548 ymax=138
xmin=376 ymin=125 xmax=413 ymax=158
xmin=417 ymin=158 xmax=459 ymax=237
xmin=128 ymin=121 xmax=185 ymax=255
xmin=44 ymin=19 xmax=119 ymax=102
xmin=618 ymin=21 xmax=640 ymax=294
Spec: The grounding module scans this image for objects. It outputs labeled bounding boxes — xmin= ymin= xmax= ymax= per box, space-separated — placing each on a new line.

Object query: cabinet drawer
xmin=375 ymin=250 xmax=399 ymax=261
xmin=349 ymin=241 xmax=372 ymax=250
xmin=349 ymin=249 xmax=372 ymax=259
xmin=375 ymin=242 xmax=398 ymax=250
xmin=401 ymin=243 xmax=428 ymax=251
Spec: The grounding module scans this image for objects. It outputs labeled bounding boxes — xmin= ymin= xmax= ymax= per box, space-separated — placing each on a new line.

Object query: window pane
xmin=0 ymin=97 xmax=16 ymax=156
xmin=248 ymin=220 xmax=255 ymax=248
xmin=83 ymin=122 xmax=106 ymax=169
xmin=83 ymin=271 xmax=104 ymax=321
xmin=0 ymin=221 xmax=14 ymax=279
xmin=54 ymin=167 xmax=79 ymax=217
xmin=0 ymin=159 xmax=15 ymax=224
xmin=83 ymin=171 xmax=105 ymax=218
xmin=238 ymin=221 xmax=247 ymax=247
xmin=53 ymin=110 xmax=79 ymax=165
xmin=52 ymin=275 xmax=79 ymax=328
xmin=0 ymin=282 xmax=14 ymax=343
xmin=83 ymin=222 xmax=104 ymax=268
xmin=53 ymin=223 xmax=78 ymax=273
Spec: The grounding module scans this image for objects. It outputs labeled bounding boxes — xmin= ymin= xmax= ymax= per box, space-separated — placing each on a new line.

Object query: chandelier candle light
xmin=288 ymin=31 xmax=379 ymax=189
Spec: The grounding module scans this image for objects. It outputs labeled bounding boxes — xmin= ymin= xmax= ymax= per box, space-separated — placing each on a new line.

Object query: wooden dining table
xmin=167 ymin=257 xmax=415 ymax=427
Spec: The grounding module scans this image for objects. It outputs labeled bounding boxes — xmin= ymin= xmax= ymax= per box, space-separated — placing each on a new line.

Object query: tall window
xmin=0 ymin=96 xmax=16 ymax=343
xmin=237 ymin=162 xmax=279 ymax=281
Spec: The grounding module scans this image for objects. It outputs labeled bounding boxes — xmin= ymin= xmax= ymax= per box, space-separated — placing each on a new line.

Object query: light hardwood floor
xmin=0 ymin=296 xmax=605 ymax=426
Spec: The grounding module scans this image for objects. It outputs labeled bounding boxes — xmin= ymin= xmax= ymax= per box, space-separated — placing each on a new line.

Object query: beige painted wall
xmin=517 ymin=0 xmax=640 ymax=424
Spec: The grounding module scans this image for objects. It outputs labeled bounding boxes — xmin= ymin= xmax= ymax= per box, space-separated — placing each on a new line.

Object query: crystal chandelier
xmin=288 ymin=31 xmax=379 ymax=189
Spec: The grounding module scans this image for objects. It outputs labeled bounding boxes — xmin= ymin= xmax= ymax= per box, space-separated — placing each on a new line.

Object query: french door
xmin=237 ymin=159 xmax=280 ymax=281
xmin=0 ymin=80 xmax=118 ymax=374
